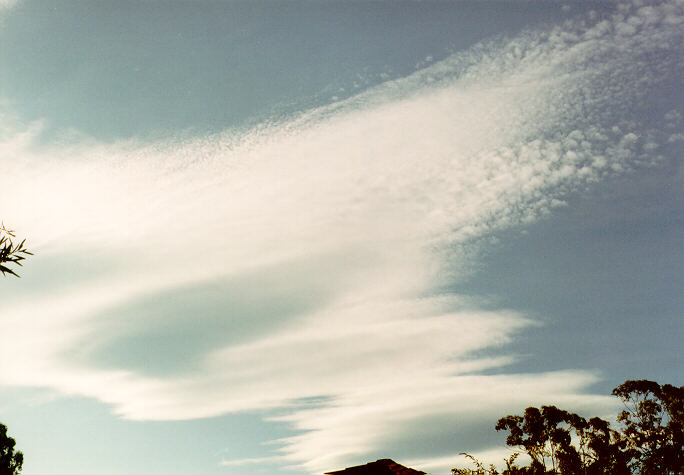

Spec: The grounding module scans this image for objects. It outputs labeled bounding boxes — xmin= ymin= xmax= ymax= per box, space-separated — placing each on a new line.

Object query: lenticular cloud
xmin=0 ymin=1 xmax=682 ymax=473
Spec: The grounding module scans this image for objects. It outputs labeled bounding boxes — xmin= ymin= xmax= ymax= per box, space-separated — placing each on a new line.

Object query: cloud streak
xmin=0 ymin=1 xmax=682 ymax=472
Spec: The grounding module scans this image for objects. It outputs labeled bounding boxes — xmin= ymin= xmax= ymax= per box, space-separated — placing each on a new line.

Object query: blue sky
xmin=0 ymin=1 xmax=682 ymax=474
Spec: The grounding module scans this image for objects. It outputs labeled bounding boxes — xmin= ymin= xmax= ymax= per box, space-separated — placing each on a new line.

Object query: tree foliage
xmin=0 ymin=423 xmax=23 ymax=475
xmin=452 ymin=452 xmax=521 ymax=475
xmin=0 ymin=224 xmax=32 ymax=278
xmin=452 ymin=380 xmax=682 ymax=475
xmin=612 ymin=380 xmax=684 ymax=474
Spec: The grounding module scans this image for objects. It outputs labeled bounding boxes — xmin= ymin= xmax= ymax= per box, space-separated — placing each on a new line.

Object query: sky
xmin=0 ymin=1 xmax=682 ymax=474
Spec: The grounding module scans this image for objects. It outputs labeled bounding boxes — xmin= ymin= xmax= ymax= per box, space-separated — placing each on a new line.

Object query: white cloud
xmin=219 ymin=456 xmax=287 ymax=468
xmin=0 ymin=0 xmax=682 ymax=472
xmin=272 ymin=370 xmax=618 ymax=474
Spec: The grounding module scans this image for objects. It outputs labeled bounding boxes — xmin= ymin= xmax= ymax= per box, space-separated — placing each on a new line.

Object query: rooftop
xmin=325 ymin=458 xmax=426 ymax=475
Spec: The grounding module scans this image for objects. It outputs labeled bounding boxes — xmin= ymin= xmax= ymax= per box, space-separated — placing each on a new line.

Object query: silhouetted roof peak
xmin=324 ymin=458 xmax=426 ymax=475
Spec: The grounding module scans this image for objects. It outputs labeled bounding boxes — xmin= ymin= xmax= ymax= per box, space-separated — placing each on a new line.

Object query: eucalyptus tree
xmin=0 ymin=423 xmax=23 ymax=475
xmin=612 ymin=380 xmax=684 ymax=474
xmin=0 ymin=224 xmax=32 ymax=278
xmin=452 ymin=380 xmax=682 ymax=475
xmin=1 ymin=223 xmax=29 ymax=474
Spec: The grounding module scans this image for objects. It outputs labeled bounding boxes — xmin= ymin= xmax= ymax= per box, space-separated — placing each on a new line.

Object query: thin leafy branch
xmin=0 ymin=223 xmax=33 ymax=278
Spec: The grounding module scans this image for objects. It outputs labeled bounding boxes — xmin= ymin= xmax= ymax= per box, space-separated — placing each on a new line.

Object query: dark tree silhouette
xmin=0 ymin=423 xmax=23 ymax=475
xmin=0 ymin=224 xmax=32 ymax=278
xmin=492 ymin=406 xmax=632 ymax=474
xmin=612 ymin=380 xmax=684 ymax=474
xmin=452 ymin=379 xmax=682 ymax=475
xmin=0 ymin=225 xmax=29 ymax=474
xmin=452 ymin=452 xmax=522 ymax=475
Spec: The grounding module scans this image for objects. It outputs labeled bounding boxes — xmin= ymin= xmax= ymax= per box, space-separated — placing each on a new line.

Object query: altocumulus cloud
xmin=0 ymin=1 xmax=683 ymax=473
